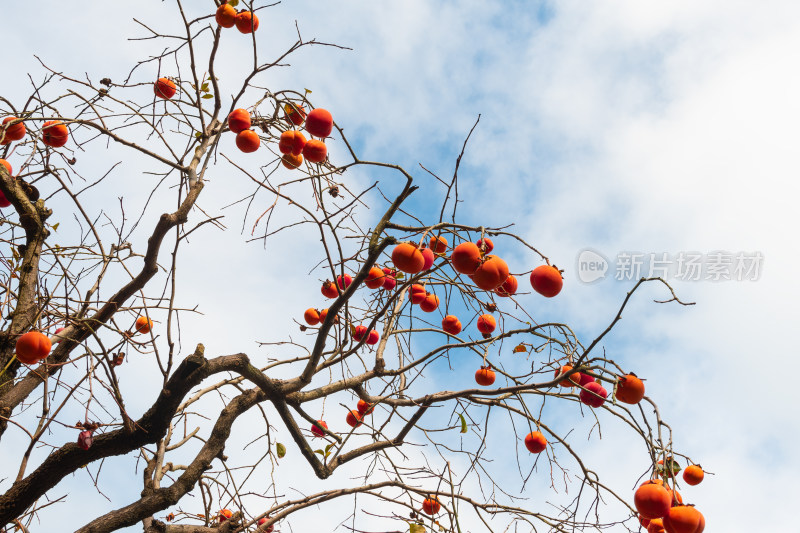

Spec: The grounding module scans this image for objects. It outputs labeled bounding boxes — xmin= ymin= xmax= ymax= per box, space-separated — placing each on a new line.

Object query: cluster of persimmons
xmin=227 ymin=104 xmax=333 ymax=170
xmin=299 ymin=235 xmax=568 ymax=453
xmin=634 ymin=461 xmax=706 ymax=533
xmin=296 ymin=230 xmax=707 ymax=529
xmin=154 ymin=62 xmax=334 ymax=170
xmin=151 ymin=1 xmax=335 ymax=172
xmin=214 ymin=0 xmax=259 ymax=34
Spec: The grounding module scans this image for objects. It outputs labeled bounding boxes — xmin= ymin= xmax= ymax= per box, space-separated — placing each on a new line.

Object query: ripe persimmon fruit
xmin=634 ymin=480 xmax=672 ymax=520
xmin=524 ymin=431 xmax=547 ymax=453
xmin=642 ymin=478 xmax=681 ymax=506
xmin=235 ymin=130 xmax=260 ymax=153
xmin=442 ymin=315 xmax=462 ymax=335
xmin=662 ymin=504 xmax=704 ymax=533
xmin=215 ymin=3 xmax=236 ymax=27
xmin=381 ymin=267 xmax=397 ymax=291
xmin=15 ymin=331 xmax=52 ymax=365
xmin=419 ymin=293 xmax=439 ymax=313
xmin=616 ymin=373 xmax=645 ymax=404
xmin=382 ymin=275 xmax=396 ymax=291
xmin=281 ymin=152 xmax=303 ymax=169
xmin=154 ymin=77 xmax=176 ymax=99
xmin=682 ymin=465 xmax=704 ymax=486
xmin=2 ymin=117 xmax=26 ymax=142
xmin=579 ymin=381 xmax=607 ymax=408
xmin=227 ymin=108 xmax=251 ymax=134
xmin=410 ymin=284 xmax=427 ymax=304
xmin=319 ymin=308 xmax=337 ymax=323
xmin=365 ymin=266 xmax=386 ymax=289
xmin=472 ymin=255 xmax=509 ymax=290
xmin=476 ymin=314 xmax=496 ymax=334
xmin=321 ymin=280 xmax=339 ymax=299
xmin=310 ymin=420 xmax=328 ymax=438
xmin=421 ymin=496 xmax=441 ymax=515
xmin=305 ymin=108 xmax=333 ymax=138
xmin=41 ymin=120 xmax=69 ymax=148
xmin=670 ymin=487 xmax=683 ymax=506
xmin=304 ymin=308 xmax=321 ymax=326
xmin=367 ymin=329 xmax=380 ymax=345
xmin=357 ymin=399 xmax=374 ymax=416
xmin=336 ymin=273 xmax=352 ymax=291
xmin=421 ymin=246 xmax=435 ymax=270
xmin=135 ymin=316 xmax=153 ymax=334
xmin=345 ymin=409 xmax=362 ymax=428
xmin=257 ymin=517 xmax=275 ymax=532
xmin=302 ymin=139 xmax=327 ymax=163
xmin=235 ymin=11 xmax=259 ymax=34
xmin=475 ymin=366 xmax=496 ymax=386
xmin=530 ymin=264 xmax=563 ymax=297
xmin=495 ymin=274 xmax=518 ymax=297
xmin=353 ymin=325 xmax=369 ymax=342
xmin=429 ymin=235 xmax=447 ymax=253
xmin=578 ymin=372 xmax=595 ymax=386
xmin=392 ymin=243 xmax=425 ymax=274
xmin=278 ymin=131 xmax=306 ymax=155
xmin=647 ymin=517 xmax=665 ymax=533
xmin=555 ymin=365 xmax=581 ymax=387
xmin=284 ymin=103 xmax=306 ymax=125
xmin=450 ymin=242 xmax=482 ymax=275
xmin=476 ymin=237 xmax=494 ymax=254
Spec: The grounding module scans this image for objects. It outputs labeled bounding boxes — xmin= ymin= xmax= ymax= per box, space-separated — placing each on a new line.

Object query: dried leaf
xmin=458 ymin=413 xmax=467 ymax=434
xmin=276 ymin=442 xmax=286 ymax=458
xmin=513 ymin=344 xmax=527 ymax=353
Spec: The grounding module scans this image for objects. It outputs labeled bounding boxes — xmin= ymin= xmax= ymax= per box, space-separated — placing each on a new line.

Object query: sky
xmin=2 ymin=0 xmax=799 ymax=531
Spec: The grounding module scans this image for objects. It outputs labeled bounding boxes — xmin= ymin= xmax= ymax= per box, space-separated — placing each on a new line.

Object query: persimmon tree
xmin=0 ymin=2 xmax=706 ymax=532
